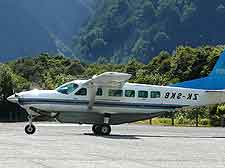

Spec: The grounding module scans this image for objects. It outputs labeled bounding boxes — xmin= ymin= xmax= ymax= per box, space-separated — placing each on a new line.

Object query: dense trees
xmin=3 ymin=45 xmax=224 ymax=91
xmin=74 ymin=0 xmax=225 ymax=63
xmin=0 ymin=64 xmax=14 ymax=100
xmin=0 ymin=64 xmax=29 ymax=100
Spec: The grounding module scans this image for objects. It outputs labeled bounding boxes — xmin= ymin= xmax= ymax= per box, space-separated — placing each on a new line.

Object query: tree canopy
xmin=74 ymin=0 xmax=225 ymax=63
xmin=3 ymin=45 xmax=224 ymax=91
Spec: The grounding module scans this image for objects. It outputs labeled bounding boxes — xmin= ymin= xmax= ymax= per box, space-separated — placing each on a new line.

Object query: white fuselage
xmin=8 ymin=80 xmax=225 ymax=116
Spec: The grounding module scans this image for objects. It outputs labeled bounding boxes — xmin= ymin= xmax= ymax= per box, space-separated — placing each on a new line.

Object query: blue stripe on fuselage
xmin=18 ymin=98 xmax=187 ymax=109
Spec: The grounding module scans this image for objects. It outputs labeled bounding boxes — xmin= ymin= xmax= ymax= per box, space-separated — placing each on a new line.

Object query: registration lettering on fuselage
xmin=164 ymin=92 xmax=199 ymax=101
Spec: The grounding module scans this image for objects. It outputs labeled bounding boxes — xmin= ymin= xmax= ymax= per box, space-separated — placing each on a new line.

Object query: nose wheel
xmin=92 ymin=124 xmax=111 ymax=136
xmin=25 ymin=124 xmax=36 ymax=134
xmin=25 ymin=115 xmax=36 ymax=135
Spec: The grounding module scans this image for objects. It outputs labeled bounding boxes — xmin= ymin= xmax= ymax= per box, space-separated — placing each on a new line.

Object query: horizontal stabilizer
xmin=205 ymin=90 xmax=225 ymax=93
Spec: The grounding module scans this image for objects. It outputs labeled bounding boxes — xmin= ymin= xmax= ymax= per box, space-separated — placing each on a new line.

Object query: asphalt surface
xmin=0 ymin=122 xmax=225 ymax=168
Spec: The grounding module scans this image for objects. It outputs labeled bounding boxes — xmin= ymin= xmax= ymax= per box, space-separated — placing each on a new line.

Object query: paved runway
xmin=0 ymin=122 xmax=225 ymax=168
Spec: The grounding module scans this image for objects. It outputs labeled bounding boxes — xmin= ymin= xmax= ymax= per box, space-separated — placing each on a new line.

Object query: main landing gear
xmin=92 ymin=113 xmax=111 ymax=136
xmin=92 ymin=124 xmax=111 ymax=136
xmin=25 ymin=115 xmax=36 ymax=135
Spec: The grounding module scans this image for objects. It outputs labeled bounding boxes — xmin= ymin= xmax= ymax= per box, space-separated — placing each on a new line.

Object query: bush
xmin=199 ymin=119 xmax=210 ymax=126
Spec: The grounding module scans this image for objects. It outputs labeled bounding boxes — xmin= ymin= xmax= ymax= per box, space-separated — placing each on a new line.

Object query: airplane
xmin=7 ymin=49 xmax=225 ymax=136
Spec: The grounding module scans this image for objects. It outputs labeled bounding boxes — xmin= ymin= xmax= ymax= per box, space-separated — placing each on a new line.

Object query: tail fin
xmin=209 ymin=50 xmax=225 ymax=77
xmin=171 ymin=49 xmax=225 ymax=90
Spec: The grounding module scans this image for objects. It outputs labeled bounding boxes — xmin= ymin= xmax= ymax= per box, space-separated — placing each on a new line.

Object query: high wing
xmin=83 ymin=72 xmax=131 ymax=88
xmin=82 ymin=72 xmax=132 ymax=109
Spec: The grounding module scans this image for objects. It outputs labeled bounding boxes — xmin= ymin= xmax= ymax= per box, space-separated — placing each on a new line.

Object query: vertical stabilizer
xmin=171 ymin=49 xmax=225 ymax=90
xmin=209 ymin=50 xmax=225 ymax=77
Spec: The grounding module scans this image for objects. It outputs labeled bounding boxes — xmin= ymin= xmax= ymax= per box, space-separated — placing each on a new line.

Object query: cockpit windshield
xmin=56 ymin=83 xmax=78 ymax=95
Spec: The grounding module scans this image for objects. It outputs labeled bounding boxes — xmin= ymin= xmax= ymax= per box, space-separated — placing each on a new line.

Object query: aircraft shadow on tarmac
xmin=84 ymin=133 xmax=225 ymax=140
xmin=84 ymin=133 xmax=140 ymax=139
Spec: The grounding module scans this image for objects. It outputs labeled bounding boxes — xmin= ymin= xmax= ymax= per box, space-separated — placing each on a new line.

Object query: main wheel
xmin=92 ymin=124 xmax=101 ymax=135
xmin=100 ymin=124 xmax=111 ymax=136
xmin=25 ymin=124 xmax=36 ymax=135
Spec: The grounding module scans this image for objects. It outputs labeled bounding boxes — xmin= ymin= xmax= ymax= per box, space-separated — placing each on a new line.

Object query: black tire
xmin=92 ymin=124 xmax=102 ymax=135
xmin=92 ymin=124 xmax=97 ymax=134
xmin=92 ymin=124 xmax=99 ymax=135
xmin=100 ymin=124 xmax=111 ymax=136
xmin=25 ymin=124 xmax=36 ymax=135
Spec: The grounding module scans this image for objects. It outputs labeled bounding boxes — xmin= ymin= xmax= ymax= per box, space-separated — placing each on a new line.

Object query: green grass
xmin=137 ymin=118 xmax=210 ymax=127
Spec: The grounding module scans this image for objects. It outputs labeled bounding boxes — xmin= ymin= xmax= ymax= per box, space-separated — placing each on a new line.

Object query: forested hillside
xmin=2 ymin=0 xmax=225 ymax=64
xmin=74 ymin=0 xmax=225 ymax=63
xmin=0 ymin=0 xmax=93 ymax=62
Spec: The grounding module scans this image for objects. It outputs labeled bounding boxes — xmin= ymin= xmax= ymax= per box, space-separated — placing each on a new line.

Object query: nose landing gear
xmin=25 ymin=115 xmax=36 ymax=135
xmin=25 ymin=124 xmax=36 ymax=134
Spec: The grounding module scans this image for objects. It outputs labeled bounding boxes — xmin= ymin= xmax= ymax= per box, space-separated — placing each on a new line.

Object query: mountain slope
xmin=74 ymin=0 xmax=225 ymax=63
xmin=0 ymin=0 xmax=93 ymax=62
xmin=20 ymin=0 xmax=93 ymax=44
xmin=0 ymin=1 xmax=56 ymax=61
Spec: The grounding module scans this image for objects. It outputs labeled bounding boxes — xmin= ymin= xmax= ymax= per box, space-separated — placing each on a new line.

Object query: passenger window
xmin=108 ymin=89 xmax=123 ymax=97
xmin=125 ymin=90 xmax=135 ymax=97
xmin=75 ymin=88 xmax=87 ymax=96
xmin=151 ymin=91 xmax=161 ymax=98
xmin=96 ymin=88 xmax=103 ymax=96
xmin=138 ymin=91 xmax=148 ymax=98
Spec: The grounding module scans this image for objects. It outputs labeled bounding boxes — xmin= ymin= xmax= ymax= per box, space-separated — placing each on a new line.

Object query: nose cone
xmin=7 ymin=94 xmax=19 ymax=104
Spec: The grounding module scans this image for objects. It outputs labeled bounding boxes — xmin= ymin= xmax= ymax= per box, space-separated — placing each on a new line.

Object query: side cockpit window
xmin=75 ymin=88 xmax=87 ymax=96
xmin=56 ymin=83 xmax=78 ymax=95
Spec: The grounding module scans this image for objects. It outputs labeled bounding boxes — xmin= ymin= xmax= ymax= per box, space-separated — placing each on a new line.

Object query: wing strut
xmin=82 ymin=72 xmax=131 ymax=110
xmin=88 ymin=82 xmax=96 ymax=109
